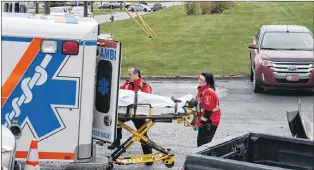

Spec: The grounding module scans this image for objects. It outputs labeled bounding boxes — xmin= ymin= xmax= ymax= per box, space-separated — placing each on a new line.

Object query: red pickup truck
xmin=248 ymin=25 xmax=314 ymax=93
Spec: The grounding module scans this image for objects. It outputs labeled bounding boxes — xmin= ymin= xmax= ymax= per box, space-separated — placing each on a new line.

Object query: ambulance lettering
xmin=1 ymin=41 xmax=79 ymax=141
xmin=100 ymin=48 xmax=116 ymax=61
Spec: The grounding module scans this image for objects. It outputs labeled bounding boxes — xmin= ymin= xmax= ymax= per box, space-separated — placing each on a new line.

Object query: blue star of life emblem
xmin=98 ymin=78 xmax=109 ymax=96
xmin=1 ymin=47 xmax=78 ymax=141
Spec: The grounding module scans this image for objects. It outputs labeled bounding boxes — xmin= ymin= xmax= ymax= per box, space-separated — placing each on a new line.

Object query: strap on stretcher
xmin=124 ymin=91 xmax=153 ymax=118
xmin=171 ymin=97 xmax=182 ymax=114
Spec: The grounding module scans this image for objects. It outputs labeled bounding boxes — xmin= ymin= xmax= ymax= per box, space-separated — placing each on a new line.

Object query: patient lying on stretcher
xmin=118 ymin=89 xmax=194 ymax=115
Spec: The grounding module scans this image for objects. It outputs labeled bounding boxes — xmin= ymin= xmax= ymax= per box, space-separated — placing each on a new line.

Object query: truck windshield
xmin=261 ymin=32 xmax=313 ymax=51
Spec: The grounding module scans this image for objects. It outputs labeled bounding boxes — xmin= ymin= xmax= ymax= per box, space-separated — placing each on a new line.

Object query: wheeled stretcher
xmin=106 ymin=90 xmax=198 ymax=169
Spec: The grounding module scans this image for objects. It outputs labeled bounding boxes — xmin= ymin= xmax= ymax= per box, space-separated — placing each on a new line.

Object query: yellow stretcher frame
xmin=105 ymin=105 xmax=197 ymax=170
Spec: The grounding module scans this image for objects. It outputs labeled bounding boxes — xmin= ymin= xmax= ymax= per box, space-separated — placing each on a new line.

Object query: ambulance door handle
xmin=103 ymin=115 xmax=112 ymax=126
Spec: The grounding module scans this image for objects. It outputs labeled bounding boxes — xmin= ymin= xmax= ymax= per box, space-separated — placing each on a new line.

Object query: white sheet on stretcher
xmin=118 ymin=89 xmax=194 ymax=115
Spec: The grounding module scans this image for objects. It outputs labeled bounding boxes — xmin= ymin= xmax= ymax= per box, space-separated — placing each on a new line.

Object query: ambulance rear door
xmin=93 ymin=40 xmax=122 ymax=143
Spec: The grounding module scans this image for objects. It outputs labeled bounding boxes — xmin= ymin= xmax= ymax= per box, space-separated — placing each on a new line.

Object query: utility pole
xmin=44 ymin=1 xmax=50 ymax=15
xmin=14 ymin=2 xmax=19 ymax=13
xmin=84 ymin=1 xmax=88 ymax=17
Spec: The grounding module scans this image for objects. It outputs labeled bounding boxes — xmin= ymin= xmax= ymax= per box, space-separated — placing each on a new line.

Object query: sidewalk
xmin=95 ymin=1 xmax=184 ymax=24
xmin=95 ymin=11 xmax=147 ymax=24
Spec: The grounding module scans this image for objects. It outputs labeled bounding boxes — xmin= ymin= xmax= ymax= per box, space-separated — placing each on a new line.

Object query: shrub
xmin=220 ymin=1 xmax=235 ymax=10
xmin=184 ymin=2 xmax=198 ymax=15
xmin=200 ymin=2 xmax=211 ymax=14
xmin=209 ymin=1 xmax=234 ymax=14
xmin=184 ymin=1 xmax=234 ymax=15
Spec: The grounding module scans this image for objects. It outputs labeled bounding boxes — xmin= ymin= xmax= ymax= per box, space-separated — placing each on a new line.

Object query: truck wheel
xmin=14 ymin=162 xmax=22 ymax=170
xmin=253 ymin=73 xmax=263 ymax=93
xmin=165 ymin=161 xmax=175 ymax=168
xmin=249 ymin=59 xmax=253 ymax=82
xmin=105 ymin=163 xmax=113 ymax=170
xmin=144 ymin=8 xmax=147 ymax=12
xmin=249 ymin=66 xmax=254 ymax=82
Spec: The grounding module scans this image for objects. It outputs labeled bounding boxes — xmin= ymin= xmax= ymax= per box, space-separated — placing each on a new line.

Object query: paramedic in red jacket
xmin=108 ymin=66 xmax=153 ymax=165
xmin=189 ymin=72 xmax=221 ymax=147
xmin=119 ymin=68 xmax=152 ymax=93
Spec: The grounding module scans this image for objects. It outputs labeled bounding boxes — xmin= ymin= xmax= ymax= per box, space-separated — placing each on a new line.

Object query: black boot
xmin=143 ymin=146 xmax=153 ymax=166
xmin=107 ymin=139 xmax=120 ymax=150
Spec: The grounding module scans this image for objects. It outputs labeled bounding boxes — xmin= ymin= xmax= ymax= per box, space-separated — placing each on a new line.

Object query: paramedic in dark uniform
xmin=108 ymin=66 xmax=153 ymax=165
xmin=188 ymin=72 xmax=221 ymax=147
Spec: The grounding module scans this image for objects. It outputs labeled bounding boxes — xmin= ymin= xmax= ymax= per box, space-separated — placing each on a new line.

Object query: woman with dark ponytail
xmin=201 ymin=72 xmax=215 ymax=91
xmin=188 ymin=72 xmax=221 ymax=147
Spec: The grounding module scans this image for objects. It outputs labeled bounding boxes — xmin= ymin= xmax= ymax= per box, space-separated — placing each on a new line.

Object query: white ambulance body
xmin=1 ymin=12 xmax=121 ymax=163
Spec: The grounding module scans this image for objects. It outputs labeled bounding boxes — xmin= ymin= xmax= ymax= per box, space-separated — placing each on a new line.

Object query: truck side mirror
xmin=248 ymin=43 xmax=258 ymax=49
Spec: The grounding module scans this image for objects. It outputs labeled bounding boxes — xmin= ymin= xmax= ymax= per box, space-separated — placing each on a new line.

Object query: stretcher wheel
xmin=164 ymin=155 xmax=175 ymax=168
xmin=165 ymin=161 xmax=175 ymax=168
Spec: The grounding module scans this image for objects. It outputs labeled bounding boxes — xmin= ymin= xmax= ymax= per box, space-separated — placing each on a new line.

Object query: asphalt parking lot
xmin=42 ymin=78 xmax=313 ymax=170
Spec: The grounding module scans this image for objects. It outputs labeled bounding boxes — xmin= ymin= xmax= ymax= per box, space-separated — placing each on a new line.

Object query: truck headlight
xmin=258 ymin=58 xmax=272 ymax=67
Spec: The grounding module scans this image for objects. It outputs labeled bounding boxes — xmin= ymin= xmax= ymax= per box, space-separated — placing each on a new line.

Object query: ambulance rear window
xmin=95 ymin=60 xmax=112 ymax=113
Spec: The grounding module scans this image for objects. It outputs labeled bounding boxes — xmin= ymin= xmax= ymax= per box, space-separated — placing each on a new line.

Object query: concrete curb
xmin=120 ymin=75 xmax=248 ymax=80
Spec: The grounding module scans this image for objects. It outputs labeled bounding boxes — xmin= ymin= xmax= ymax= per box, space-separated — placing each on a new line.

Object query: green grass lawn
xmin=100 ymin=2 xmax=313 ymax=76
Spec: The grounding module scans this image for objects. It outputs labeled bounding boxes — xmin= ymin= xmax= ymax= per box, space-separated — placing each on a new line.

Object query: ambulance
xmin=1 ymin=12 xmax=121 ymax=168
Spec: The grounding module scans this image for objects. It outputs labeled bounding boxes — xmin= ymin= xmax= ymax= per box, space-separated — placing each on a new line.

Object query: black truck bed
xmin=183 ymin=101 xmax=313 ymax=170
xmin=184 ymin=132 xmax=314 ymax=170
xmin=183 ymin=132 xmax=314 ymax=170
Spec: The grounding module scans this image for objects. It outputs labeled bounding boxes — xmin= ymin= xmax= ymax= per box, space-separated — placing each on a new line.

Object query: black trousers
xmin=117 ymin=119 xmax=153 ymax=154
xmin=197 ymin=124 xmax=218 ymax=147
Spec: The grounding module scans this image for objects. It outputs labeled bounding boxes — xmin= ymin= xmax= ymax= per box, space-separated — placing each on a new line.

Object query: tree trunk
xmin=9 ymin=3 xmax=13 ymax=12
xmin=44 ymin=1 xmax=50 ymax=14
xmin=4 ymin=3 xmax=9 ymax=12
xmin=35 ymin=1 xmax=39 ymax=14
xmin=14 ymin=3 xmax=19 ymax=13
xmin=84 ymin=1 xmax=88 ymax=17
xmin=91 ymin=1 xmax=94 ymax=12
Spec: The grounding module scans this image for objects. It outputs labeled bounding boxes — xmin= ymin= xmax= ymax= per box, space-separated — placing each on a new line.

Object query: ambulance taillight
xmin=62 ymin=41 xmax=79 ymax=55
